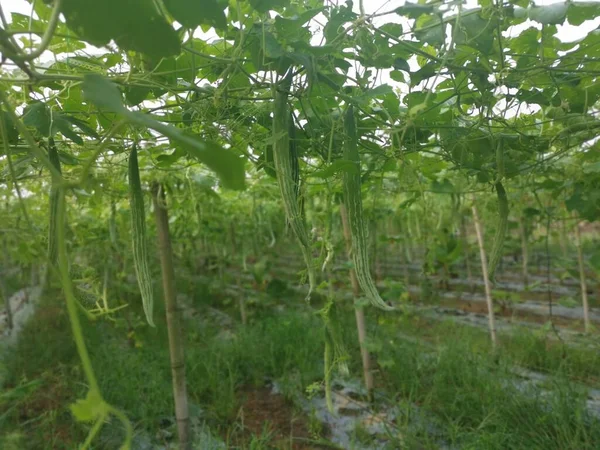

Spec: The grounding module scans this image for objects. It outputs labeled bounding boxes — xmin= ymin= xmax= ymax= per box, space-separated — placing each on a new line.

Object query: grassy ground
xmin=375 ymin=311 xmax=600 ymax=387
xmin=370 ymin=312 xmax=600 ymax=449
xmin=1 ymin=277 xmax=599 ymax=449
xmin=0 ymin=285 xmax=329 ymax=449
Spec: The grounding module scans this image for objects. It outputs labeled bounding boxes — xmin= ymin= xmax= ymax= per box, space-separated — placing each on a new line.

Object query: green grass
xmin=2 ymin=283 xmax=600 ymax=449
xmin=0 ymin=287 xmax=326 ymax=449
xmin=370 ymin=312 xmax=600 ymax=449
xmin=376 ymin=311 xmax=600 ymax=387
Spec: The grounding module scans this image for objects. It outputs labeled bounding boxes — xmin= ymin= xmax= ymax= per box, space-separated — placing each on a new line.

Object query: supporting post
xmin=574 ymin=218 xmax=591 ymax=333
xmin=471 ymin=203 xmax=498 ymax=348
xmin=152 ymin=183 xmax=191 ymax=450
xmin=519 ymin=217 xmax=529 ymax=288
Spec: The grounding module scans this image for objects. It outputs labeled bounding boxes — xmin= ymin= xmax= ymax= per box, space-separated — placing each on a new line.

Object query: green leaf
xmin=363 ymin=336 xmax=383 ymax=353
xmin=393 ymin=58 xmax=411 ymax=72
xmin=82 ymin=74 xmax=127 ymax=113
xmin=523 ymin=207 xmax=540 ymax=217
xmin=257 ymin=145 xmax=277 ymax=178
xmin=395 ymin=2 xmax=435 ymax=19
xmin=22 ymin=102 xmax=51 ymax=136
xmin=558 ymin=297 xmax=579 ymax=308
xmin=82 ymin=75 xmax=246 ymax=190
xmin=54 ymin=117 xmax=83 ymax=145
xmin=568 ymin=2 xmax=600 ymax=26
xmin=312 ymin=159 xmax=359 ymax=178
xmin=163 ymin=0 xmax=227 ymax=30
xmin=389 ymin=70 xmax=405 ymax=82
xmin=124 ymin=86 xmax=152 ymax=107
xmin=583 ymin=161 xmax=600 ymax=174
xmin=156 ymin=147 xmax=186 ymax=168
xmin=62 ymin=116 xmax=100 ymax=139
xmin=590 ymin=250 xmax=600 ymax=272
xmin=22 ymin=104 xmax=84 ymax=144
xmin=178 ymin=140 xmax=245 ymax=191
xmin=415 ymin=15 xmax=444 ymax=46
xmin=70 ymin=390 xmax=107 ymax=423
xmin=357 ymin=84 xmax=394 ymax=104
xmin=62 ymin=0 xmax=180 ymax=59
xmin=430 ymin=179 xmax=455 ymax=194
xmin=249 ymin=0 xmax=290 ymax=13
xmin=454 ymin=11 xmax=496 ymax=54
xmin=0 ymin=111 xmax=19 ymax=146
xmin=275 ymin=7 xmax=324 ymax=36
xmin=528 ymin=3 xmax=569 ymax=25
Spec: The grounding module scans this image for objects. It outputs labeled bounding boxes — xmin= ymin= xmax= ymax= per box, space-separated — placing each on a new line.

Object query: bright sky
xmin=2 ymin=0 xmax=600 ymax=40
xmin=2 ymin=0 xmax=600 ymax=99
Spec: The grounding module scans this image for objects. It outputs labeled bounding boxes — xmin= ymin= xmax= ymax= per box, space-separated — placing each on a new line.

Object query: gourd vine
xmin=56 ymin=187 xmax=132 ymax=450
xmin=342 ymin=105 xmax=393 ymax=311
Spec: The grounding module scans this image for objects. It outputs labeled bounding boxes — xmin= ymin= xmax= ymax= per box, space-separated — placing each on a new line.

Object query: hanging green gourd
xmin=128 ymin=145 xmax=155 ymax=327
xmin=47 ymin=137 xmax=62 ymax=266
xmin=342 ymin=105 xmax=393 ymax=311
xmin=272 ymin=72 xmax=315 ymax=298
xmin=487 ymin=139 xmax=509 ymax=284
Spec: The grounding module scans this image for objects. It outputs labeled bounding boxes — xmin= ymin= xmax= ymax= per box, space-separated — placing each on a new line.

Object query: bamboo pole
xmin=460 ymin=215 xmax=472 ymax=285
xmin=230 ymin=222 xmax=247 ymax=325
xmin=471 ymin=203 xmax=498 ymax=348
xmin=152 ymin=183 xmax=191 ymax=450
xmin=574 ymin=218 xmax=591 ymax=333
xmin=519 ymin=217 xmax=529 ymax=288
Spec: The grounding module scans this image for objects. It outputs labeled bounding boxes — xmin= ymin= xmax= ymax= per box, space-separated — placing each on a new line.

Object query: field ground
xmin=2 ymin=253 xmax=600 ymax=449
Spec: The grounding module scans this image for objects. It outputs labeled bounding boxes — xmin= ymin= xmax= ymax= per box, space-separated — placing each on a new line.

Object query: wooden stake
xmin=471 ymin=203 xmax=498 ymax=348
xmin=574 ymin=218 xmax=591 ymax=333
xmin=152 ymin=183 xmax=191 ymax=450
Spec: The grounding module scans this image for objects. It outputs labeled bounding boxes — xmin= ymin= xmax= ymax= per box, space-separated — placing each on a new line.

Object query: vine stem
xmin=56 ymin=188 xmax=133 ymax=449
xmin=80 ymin=412 xmax=107 ymax=450
xmin=56 ymin=187 xmax=100 ymax=392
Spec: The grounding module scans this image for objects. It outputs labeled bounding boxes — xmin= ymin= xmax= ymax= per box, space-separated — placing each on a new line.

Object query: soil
xmin=232 ymin=386 xmax=331 ymax=450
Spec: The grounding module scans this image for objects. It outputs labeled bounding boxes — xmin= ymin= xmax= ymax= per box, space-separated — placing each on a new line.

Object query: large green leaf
xmin=82 ymin=75 xmax=246 ymax=190
xmin=249 ymin=0 xmax=290 ymax=13
xmin=312 ymin=159 xmax=359 ymax=178
xmin=454 ymin=11 xmax=496 ymax=54
xmin=414 ymin=15 xmax=444 ymax=46
xmin=525 ymin=3 xmax=569 ymax=25
xmin=0 ymin=111 xmax=19 ymax=147
xmin=163 ymin=0 xmax=227 ymax=30
xmin=22 ymin=102 xmax=52 ymax=136
xmin=568 ymin=2 xmax=600 ymax=26
xmin=61 ymin=0 xmax=180 ymax=59
xmin=22 ymin=102 xmax=85 ymax=144
xmin=395 ymin=2 xmax=435 ymax=19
